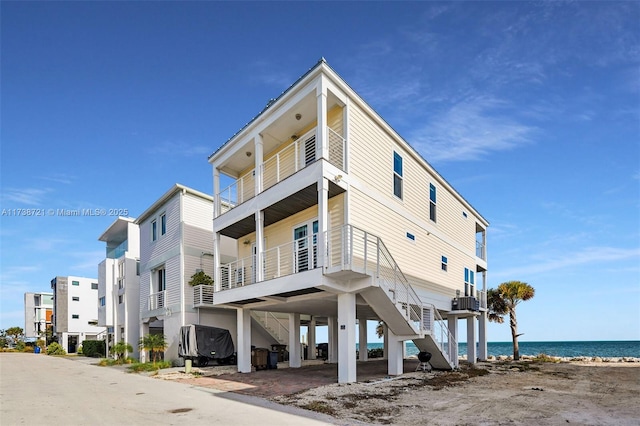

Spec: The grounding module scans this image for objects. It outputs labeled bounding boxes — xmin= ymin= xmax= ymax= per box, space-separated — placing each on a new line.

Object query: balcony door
xmin=293 ymin=219 xmax=318 ymax=272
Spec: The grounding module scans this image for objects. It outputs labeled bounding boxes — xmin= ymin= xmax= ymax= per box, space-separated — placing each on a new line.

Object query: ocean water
xmin=359 ymin=341 xmax=640 ymax=358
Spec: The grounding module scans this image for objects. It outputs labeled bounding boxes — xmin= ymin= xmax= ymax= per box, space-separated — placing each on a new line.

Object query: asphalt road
xmin=0 ymin=353 xmax=341 ymax=425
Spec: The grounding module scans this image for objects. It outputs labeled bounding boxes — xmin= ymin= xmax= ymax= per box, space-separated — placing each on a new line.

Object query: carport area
xmin=169 ymin=358 xmax=420 ymax=398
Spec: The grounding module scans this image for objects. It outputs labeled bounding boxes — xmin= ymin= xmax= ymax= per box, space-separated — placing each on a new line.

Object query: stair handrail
xmin=375 ymin=237 xmax=424 ymax=334
xmin=329 ymin=224 xmax=423 ymax=334
xmin=252 ymin=311 xmax=289 ymax=344
xmin=428 ymin=303 xmax=458 ymax=367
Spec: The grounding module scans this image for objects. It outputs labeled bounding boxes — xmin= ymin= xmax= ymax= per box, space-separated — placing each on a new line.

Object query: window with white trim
xmin=441 ymin=256 xmax=448 ymax=272
xmin=393 ymin=151 xmax=403 ymax=199
xmin=429 ymin=183 xmax=437 ymax=222
xmin=464 ymin=267 xmax=475 ymax=297
xmin=151 ymin=220 xmax=157 ymax=242
xmin=161 ymin=213 xmax=166 ymax=236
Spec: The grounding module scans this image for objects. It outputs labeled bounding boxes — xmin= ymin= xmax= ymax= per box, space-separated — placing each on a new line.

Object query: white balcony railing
xmin=216 ymin=126 xmax=345 ymax=216
xmin=217 ymin=234 xmax=318 ymax=291
xmin=193 ymin=285 xmax=214 ymax=306
xmin=476 ymin=240 xmax=486 ymax=260
xmin=478 ymin=290 xmax=487 ymax=309
xmin=148 ymin=290 xmax=165 ymax=310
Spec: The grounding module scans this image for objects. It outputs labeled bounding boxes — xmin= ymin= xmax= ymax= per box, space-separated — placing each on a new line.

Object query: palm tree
xmin=112 ymin=340 xmax=133 ymax=362
xmin=139 ymin=334 xmax=167 ymax=364
xmin=487 ymin=280 xmax=535 ymax=361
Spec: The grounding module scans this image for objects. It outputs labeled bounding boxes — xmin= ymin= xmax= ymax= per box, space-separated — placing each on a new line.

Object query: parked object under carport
xmin=178 ymin=324 xmax=236 ymax=367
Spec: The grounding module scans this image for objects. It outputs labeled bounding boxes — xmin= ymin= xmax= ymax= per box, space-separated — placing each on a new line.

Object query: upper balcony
xmin=106 ymin=239 xmax=128 ymax=259
xmin=215 ymin=125 xmax=345 ymax=217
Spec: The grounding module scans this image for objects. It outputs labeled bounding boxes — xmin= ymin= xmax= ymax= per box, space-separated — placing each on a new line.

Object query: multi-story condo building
xmin=205 ymin=59 xmax=489 ymax=383
xmin=98 ymin=217 xmax=140 ymax=358
xmin=50 ymin=276 xmax=106 ymax=353
xmin=136 ymin=184 xmax=275 ymax=363
xmin=24 ymin=291 xmax=54 ymax=340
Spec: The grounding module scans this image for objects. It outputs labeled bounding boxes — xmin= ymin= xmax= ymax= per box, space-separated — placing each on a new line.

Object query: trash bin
xmin=34 ymin=346 xmax=41 ymax=354
xmin=252 ymin=348 xmax=269 ymax=370
xmin=271 ymin=344 xmax=287 ymax=362
xmin=267 ymin=351 xmax=278 ymax=369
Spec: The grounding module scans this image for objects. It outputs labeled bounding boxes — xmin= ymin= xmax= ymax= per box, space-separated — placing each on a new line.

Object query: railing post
xmin=349 ymin=226 xmax=354 ymax=267
xmin=276 ymin=246 xmax=281 ymax=277
xmin=363 ymin=231 xmax=368 ymax=275
xmin=376 ymin=238 xmax=380 ymax=278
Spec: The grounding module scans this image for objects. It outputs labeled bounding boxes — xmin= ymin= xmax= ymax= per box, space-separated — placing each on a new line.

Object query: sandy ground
xmin=271 ymin=361 xmax=640 ymax=425
xmin=160 ymin=358 xmax=640 ymax=425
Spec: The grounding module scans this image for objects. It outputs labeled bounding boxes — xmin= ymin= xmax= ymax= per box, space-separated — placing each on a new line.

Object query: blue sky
xmin=1 ymin=1 xmax=638 ymax=343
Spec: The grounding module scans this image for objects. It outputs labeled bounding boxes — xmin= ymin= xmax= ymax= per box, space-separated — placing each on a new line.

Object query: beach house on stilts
xmin=200 ymin=58 xmax=489 ymax=383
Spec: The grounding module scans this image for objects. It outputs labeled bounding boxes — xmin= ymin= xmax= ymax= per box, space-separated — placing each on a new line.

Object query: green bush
xmin=77 ymin=345 xmax=83 ymax=355
xmin=99 ymin=356 xmax=136 ymax=367
xmin=82 ymin=340 xmax=106 ymax=357
xmin=128 ymin=361 xmax=172 ymax=372
xmin=368 ymin=348 xmax=384 ymax=358
xmin=46 ymin=342 xmax=67 ymax=356
xmin=188 ymin=270 xmax=214 ymax=286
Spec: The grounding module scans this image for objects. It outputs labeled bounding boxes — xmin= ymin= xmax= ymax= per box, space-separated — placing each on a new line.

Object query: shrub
xmin=128 ymin=361 xmax=172 ymax=372
xmin=22 ymin=345 xmax=34 ymax=353
xmin=368 ymin=348 xmax=384 ymax=358
xmin=77 ymin=345 xmax=83 ymax=355
xmin=47 ymin=342 xmax=67 ymax=356
xmin=82 ymin=340 xmax=106 ymax=358
xmin=188 ymin=270 xmax=213 ymax=286
xmin=532 ymin=353 xmax=560 ymax=363
xmin=112 ymin=341 xmax=133 ymax=361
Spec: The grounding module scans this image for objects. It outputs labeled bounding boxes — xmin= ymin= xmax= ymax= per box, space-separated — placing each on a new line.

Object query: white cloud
xmin=150 ymin=141 xmax=211 ymax=158
xmin=1 ymin=188 xmax=52 ymax=206
xmin=0 ymin=265 xmax=41 ymax=284
xmin=24 ymin=238 xmax=74 ymax=252
xmin=38 ymin=173 xmax=74 ymax=185
xmin=492 ymin=246 xmax=640 ymax=279
xmin=410 ymin=97 xmax=534 ymax=163
xmin=69 ymin=250 xmax=105 ymax=275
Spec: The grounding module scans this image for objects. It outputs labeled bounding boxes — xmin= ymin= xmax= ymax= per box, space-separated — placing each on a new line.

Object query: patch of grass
xmin=359 ymin=406 xmax=399 ymax=424
xmin=99 ymin=357 xmax=137 ymax=367
xmin=532 ymin=353 xmax=561 ymax=363
xmin=300 ymin=400 xmax=337 ymax=416
xmin=128 ymin=361 xmax=172 ymax=372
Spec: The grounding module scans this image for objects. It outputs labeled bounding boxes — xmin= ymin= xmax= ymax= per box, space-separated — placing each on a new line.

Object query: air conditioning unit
xmin=457 ymin=296 xmax=480 ymax=311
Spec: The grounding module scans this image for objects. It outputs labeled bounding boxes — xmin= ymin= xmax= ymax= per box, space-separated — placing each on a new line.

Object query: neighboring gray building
xmin=50 ymin=276 xmax=106 ymax=353
xmin=24 ymin=292 xmax=54 ymax=340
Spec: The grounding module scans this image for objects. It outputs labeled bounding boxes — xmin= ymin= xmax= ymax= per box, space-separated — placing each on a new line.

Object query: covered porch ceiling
xmin=217 ymin=89 xmax=345 ymax=177
xmin=219 ymin=180 xmax=346 ymax=239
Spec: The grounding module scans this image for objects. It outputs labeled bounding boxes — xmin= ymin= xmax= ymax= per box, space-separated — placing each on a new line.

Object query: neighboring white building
xmin=24 ymin=292 xmax=53 ymax=340
xmin=50 ymin=276 xmax=106 ymax=353
xmin=98 ymin=217 xmax=140 ymax=359
xmin=207 ymin=59 xmax=489 ymax=383
xmin=137 ymin=184 xmax=273 ymax=364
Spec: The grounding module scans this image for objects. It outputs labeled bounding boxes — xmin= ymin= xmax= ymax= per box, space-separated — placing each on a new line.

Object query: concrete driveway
xmin=0 ymin=353 xmax=349 ymax=425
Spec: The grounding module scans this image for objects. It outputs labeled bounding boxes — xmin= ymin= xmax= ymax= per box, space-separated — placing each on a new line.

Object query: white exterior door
xmin=293 ymin=220 xmax=318 ymax=273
